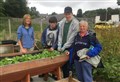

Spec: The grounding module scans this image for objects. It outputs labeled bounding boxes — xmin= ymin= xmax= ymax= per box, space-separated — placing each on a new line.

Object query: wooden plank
xmin=0 ymin=71 xmax=28 ymax=82
xmin=56 ymin=67 xmax=62 ymax=80
xmin=52 ymin=67 xmax=62 ymax=80
xmin=0 ymin=50 xmax=42 ymax=57
xmin=21 ymin=74 xmax=30 ymax=82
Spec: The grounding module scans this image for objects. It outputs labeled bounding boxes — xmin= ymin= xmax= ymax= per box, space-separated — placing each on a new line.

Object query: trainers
xmin=43 ymin=74 xmax=48 ymax=81
xmin=51 ymin=74 xmax=57 ymax=80
xmin=30 ymin=77 xmax=33 ymax=82
xmin=38 ymin=74 xmax=44 ymax=77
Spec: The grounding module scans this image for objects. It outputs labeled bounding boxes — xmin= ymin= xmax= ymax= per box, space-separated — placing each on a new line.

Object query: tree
xmin=83 ymin=8 xmax=120 ymax=21
xmin=51 ymin=12 xmax=57 ymax=15
xmin=29 ymin=7 xmax=40 ymax=18
xmin=117 ymin=0 xmax=120 ymax=5
xmin=96 ymin=9 xmax=106 ymax=21
xmin=107 ymin=7 xmax=120 ymax=20
xmin=77 ymin=9 xmax=82 ymax=17
xmin=107 ymin=7 xmax=112 ymax=20
xmin=0 ymin=0 xmax=5 ymax=16
xmin=83 ymin=10 xmax=97 ymax=18
xmin=3 ymin=0 xmax=28 ymax=18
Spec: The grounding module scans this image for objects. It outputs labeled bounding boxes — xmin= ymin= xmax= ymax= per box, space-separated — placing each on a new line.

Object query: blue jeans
xmin=74 ymin=60 xmax=93 ymax=82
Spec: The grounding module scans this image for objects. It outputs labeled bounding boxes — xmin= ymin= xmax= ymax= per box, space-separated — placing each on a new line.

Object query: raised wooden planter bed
xmin=0 ymin=54 xmax=69 ymax=82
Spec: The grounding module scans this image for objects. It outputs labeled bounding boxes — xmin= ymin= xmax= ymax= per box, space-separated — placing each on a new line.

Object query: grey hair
xmin=79 ymin=20 xmax=88 ymax=27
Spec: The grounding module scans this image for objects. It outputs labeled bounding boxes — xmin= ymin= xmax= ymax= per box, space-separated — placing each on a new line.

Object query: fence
xmin=0 ymin=17 xmax=47 ymax=41
xmin=0 ymin=17 xmax=95 ymax=41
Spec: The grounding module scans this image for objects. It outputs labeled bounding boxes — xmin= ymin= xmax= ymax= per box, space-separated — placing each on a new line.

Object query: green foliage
xmin=3 ymin=0 xmax=28 ymax=17
xmin=32 ymin=22 xmax=47 ymax=32
xmin=0 ymin=0 xmax=40 ymax=18
xmin=93 ymin=27 xmax=120 ymax=82
xmin=83 ymin=10 xmax=97 ymax=18
xmin=96 ymin=9 xmax=106 ymax=21
xmin=0 ymin=50 xmax=61 ymax=66
xmin=0 ymin=17 xmax=9 ymax=31
xmin=117 ymin=0 xmax=120 ymax=5
xmin=93 ymin=55 xmax=120 ymax=82
xmin=0 ymin=0 xmax=5 ymax=16
xmin=83 ymin=8 xmax=120 ymax=21
xmin=76 ymin=9 xmax=82 ymax=17
xmin=51 ymin=12 xmax=57 ymax=15
xmin=29 ymin=7 xmax=40 ymax=18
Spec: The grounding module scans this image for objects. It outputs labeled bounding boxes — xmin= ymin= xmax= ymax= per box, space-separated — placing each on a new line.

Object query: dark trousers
xmin=62 ymin=61 xmax=71 ymax=78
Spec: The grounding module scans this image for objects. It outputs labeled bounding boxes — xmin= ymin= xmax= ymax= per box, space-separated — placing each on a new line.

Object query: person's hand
xmin=65 ymin=51 xmax=70 ymax=55
xmin=49 ymin=47 xmax=54 ymax=51
xmin=21 ymin=48 xmax=27 ymax=54
xmin=86 ymin=55 xmax=90 ymax=59
xmin=58 ymin=47 xmax=61 ymax=51
xmin=61 ymin=47 xmax=65 ymax=52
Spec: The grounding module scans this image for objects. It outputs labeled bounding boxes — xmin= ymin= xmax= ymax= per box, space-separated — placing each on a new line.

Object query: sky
xmin=27 ymin=0 xmax=120 ymax=15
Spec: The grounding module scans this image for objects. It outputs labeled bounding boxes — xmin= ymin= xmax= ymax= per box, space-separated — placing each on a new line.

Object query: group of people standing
xmin=17 ymin=6 xmax=102 ymax=82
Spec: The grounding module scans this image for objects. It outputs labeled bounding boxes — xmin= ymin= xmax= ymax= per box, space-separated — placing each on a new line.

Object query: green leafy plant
xmin=0 ymin=49 xmax=61 ymax=66
xmin=93 ymin=27 xmax=120 ymax=82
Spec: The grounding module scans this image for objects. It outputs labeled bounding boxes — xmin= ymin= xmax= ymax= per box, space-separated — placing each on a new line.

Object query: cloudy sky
xmin=27 ymin=0 xmax=119 ymax=14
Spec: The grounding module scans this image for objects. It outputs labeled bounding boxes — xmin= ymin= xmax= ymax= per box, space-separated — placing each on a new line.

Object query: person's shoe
xmin=30 ymin=77 xmax=33 ymax=82
xmin=43 ymin=74 xmax=48 ymax=81
xmin=51 ymin=74 xmax=57 ymax=80
xmin=38 ymin=74 xmax=44 ymax=77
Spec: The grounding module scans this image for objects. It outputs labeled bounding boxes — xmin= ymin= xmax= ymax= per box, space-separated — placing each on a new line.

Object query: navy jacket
xmin=41 ymin=25 xmax=59 ymax=49
xmin=70 ymin=31 xmax=102 ymax=60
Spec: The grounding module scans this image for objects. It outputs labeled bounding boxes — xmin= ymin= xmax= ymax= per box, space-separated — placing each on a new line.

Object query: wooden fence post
xmin=8 ymin=19 xmax=11 ymax=38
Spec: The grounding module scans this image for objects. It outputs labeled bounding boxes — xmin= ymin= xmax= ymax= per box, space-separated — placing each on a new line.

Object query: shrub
xmin=93 ymin=27 xmax=120 ymax=82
